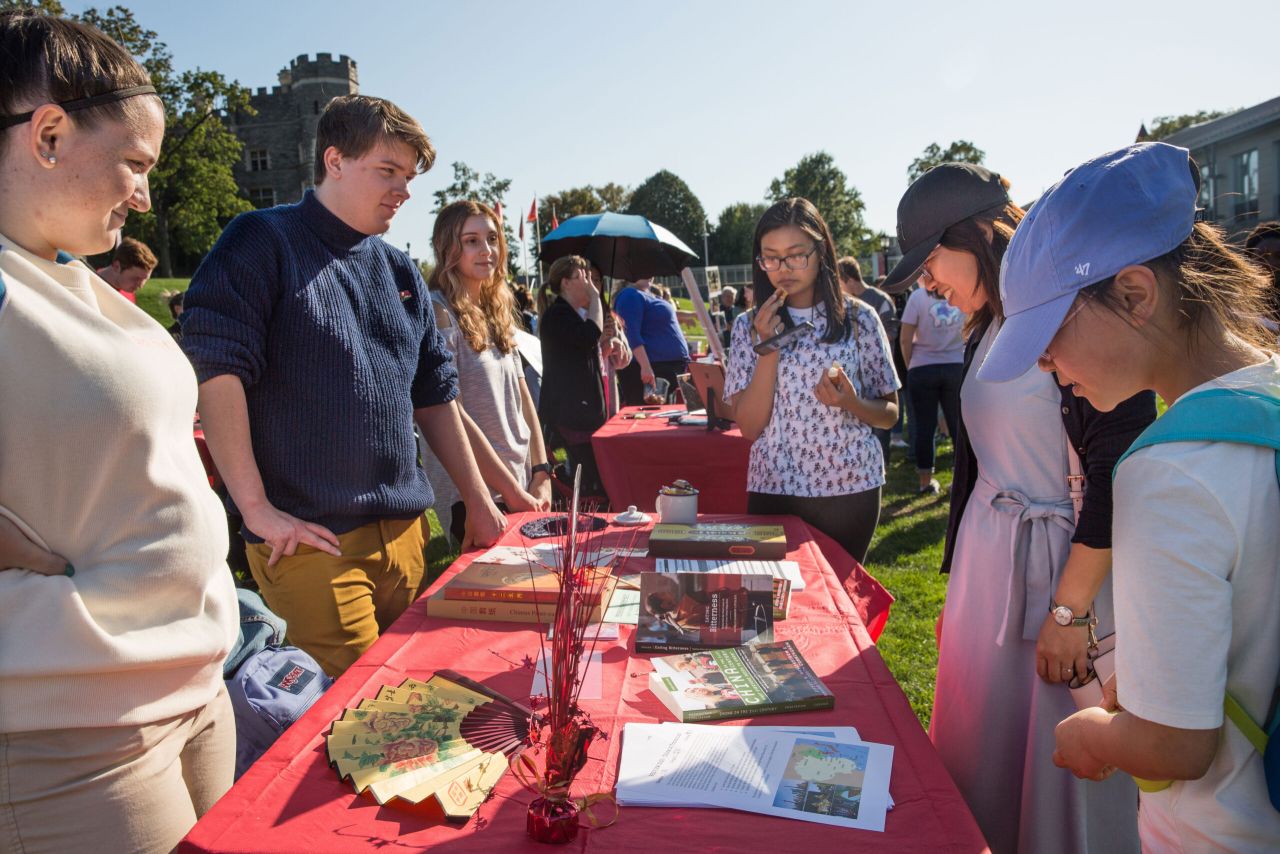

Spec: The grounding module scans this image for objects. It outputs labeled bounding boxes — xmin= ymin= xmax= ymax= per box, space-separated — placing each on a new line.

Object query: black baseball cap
xmin=882 ymin=163 xmax=1011 ymax=294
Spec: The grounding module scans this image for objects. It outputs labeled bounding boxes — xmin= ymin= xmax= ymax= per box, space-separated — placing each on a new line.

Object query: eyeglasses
xmin=1040 ymin=294 xmax=1092 ymax=362
xmin=756 ymin=245 xmax=818 ymax=272
xmin=918 ymin=251 xmax=939 ymax=288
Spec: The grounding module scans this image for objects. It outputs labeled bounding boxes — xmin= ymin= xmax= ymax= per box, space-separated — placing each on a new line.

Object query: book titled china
xmin=635 ymin=572 xmax=774 ymax=654
xmin=648 ymin=639 xmax=834 ymax=722
xmin=647 ymin=522 xmax=787 ymax=560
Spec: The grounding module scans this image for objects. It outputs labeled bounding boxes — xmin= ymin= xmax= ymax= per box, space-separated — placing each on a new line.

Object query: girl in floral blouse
xmin=724 ymin=198 xmax=900 ymax=564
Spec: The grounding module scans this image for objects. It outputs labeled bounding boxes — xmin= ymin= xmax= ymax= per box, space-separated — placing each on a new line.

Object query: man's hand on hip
xmin=242 ymin=502 xmax=342 ymax=568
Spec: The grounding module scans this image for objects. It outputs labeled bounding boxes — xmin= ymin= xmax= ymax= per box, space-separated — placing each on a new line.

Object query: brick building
xmin=230 ymin=53 xmax=359 ymax=209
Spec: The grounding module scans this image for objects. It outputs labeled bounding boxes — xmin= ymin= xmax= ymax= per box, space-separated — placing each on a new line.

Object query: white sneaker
xmin=890 ymin=437 xmax=908 ymax=449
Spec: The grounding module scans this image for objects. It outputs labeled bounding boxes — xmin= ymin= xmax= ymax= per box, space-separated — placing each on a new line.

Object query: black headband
xmin=0 ymin=84 xmax=158 ymax=131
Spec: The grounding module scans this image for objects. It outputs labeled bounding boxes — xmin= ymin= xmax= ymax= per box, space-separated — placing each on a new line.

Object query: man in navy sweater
xmin=182 ymin=95 xmax=506 ymax=676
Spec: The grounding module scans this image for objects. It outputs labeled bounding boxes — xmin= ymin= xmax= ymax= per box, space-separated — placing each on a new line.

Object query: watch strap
xmin=530 ymin=462 xmax=553 ymax=476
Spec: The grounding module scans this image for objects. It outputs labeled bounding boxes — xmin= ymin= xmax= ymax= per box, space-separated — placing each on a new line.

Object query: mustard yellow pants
xmin=247 ymin=515 xmax=426 ymax=678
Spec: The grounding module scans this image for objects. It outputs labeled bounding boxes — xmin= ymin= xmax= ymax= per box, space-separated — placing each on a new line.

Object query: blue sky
xmin=69 ymin=0 xmax=1280 ymax=262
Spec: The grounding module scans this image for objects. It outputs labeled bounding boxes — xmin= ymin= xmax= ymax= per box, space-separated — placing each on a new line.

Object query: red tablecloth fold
xmin=591 ymin=407 xmax=752 ymax=513
xmin=181 ymin=513 xmax=985 ymax=853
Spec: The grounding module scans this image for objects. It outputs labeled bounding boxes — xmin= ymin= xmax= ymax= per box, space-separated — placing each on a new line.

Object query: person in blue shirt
xmin=613 ymin=277 xmax=691 ymax=404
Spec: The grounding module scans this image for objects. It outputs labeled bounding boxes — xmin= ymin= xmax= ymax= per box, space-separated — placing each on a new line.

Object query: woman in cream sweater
xmin=0 ymin=12 xmax=237 ymax=853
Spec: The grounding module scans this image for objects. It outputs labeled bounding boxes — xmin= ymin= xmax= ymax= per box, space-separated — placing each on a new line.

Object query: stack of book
xmin=426 ymin=558 xmax=615 ymax=624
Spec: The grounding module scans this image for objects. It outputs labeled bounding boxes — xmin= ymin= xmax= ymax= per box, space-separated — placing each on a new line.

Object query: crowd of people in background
xmin=2 ymin=8 xmax=1279 ymax=853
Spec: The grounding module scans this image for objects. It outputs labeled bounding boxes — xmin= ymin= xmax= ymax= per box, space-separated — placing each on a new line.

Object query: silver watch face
xmin=1052 ymin=605 xmax=1074 ymax=627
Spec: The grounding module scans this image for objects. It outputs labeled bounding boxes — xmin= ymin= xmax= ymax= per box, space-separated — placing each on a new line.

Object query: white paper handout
xmin=617 ymin=723 xmax=893 ymax=832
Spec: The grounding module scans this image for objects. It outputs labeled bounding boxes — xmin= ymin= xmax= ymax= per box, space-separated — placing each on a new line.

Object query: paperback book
xmin=648 ymin=639 xmax=834 ymax=722
xmin=647 ymin=523 xmax=787 ymax=560
xmin=635 ymin=572 xmax=774 ymax=654
xmin=655 ymin=558 xmax=801 ymax=619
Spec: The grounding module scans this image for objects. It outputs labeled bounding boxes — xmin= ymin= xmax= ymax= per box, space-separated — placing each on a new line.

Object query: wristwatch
xmin=1050 ymin=600 xmax=1093 ymax=627
xmin=531 ymin=462 xmax=553 ymax=477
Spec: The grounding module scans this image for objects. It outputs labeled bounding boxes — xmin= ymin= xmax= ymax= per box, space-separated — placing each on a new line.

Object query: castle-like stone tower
xmin=230 ymin=53 xmax=359 ymax=209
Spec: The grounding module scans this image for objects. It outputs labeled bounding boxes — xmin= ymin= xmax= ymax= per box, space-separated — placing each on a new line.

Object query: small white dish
xmin=613 ymin=505 xmax=650 ymax=526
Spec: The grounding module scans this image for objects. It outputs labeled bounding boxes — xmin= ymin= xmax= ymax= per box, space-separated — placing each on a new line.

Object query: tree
xmin=0 ymin=0 xmax=66 ymax=13
xmin=595 ymin=182 xmax=632 ymax=212
xmin=907 ymin=140 xmax=986 ymax=183
xmin=431 ymin=161 xmax=518 ymax=276
xmin=767 ymin=151 xmax=873 ymax=259
xmin=625 ymin=170 xmax=707 ymax=260
xmin=431 ymin=161 xmax=511 ymax=212
xmin=534 ymin=183 xmax=633 ymax=240
xmin=710 ymin=202 xmax=766 ymax=266
xmin=1146 ymin=110 xmax=1234 ymax=140
xmin=65 ymin=5 xmax=254 ymax=276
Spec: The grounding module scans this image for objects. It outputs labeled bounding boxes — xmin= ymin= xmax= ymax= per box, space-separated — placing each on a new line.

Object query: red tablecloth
xmin=591 ymin=407 xmax=752 ymax=513
xmin=181 ymin=513 xmax=984 ymax=853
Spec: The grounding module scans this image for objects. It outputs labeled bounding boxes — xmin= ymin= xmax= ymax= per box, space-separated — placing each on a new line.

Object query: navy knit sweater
xmin=181 ymin=191 xmax=458 ymax=539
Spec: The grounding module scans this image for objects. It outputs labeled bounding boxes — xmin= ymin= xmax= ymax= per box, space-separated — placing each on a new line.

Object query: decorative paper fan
xmin=325 ymin=671 xmax=536 ymax=821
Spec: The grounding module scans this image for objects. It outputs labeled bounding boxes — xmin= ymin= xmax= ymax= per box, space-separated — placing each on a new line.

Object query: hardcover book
xmin=442 ymin=561 xmax=610 ymax=605
xmin=635 ymin=572 xmax=774 ymax=654
xmin=647 ymin=523 xmax=788 ymax=560
xmin=648 ymin=639 xmax=834 ymax=722
xmin=426 ymin=575 xmax=614 ymax=624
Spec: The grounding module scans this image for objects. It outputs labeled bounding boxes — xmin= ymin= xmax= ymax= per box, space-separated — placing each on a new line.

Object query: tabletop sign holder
xmin=680 ymin=268 xmax=727 ymax=365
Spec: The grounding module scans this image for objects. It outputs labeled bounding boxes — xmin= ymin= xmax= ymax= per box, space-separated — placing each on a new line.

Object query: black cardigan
xmin=940 ymin=320 xmax=1158 ymax=573
xmin=537 ymin=296 xmax=606 ymax=435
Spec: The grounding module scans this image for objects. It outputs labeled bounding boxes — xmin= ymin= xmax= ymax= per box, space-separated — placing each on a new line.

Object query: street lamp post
xmin=879 ymin=233 xmax=891 ymax=280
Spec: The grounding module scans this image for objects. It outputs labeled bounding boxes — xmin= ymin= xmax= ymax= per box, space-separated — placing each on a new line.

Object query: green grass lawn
xmin=136 ymin=277 xmax=191 ymax=327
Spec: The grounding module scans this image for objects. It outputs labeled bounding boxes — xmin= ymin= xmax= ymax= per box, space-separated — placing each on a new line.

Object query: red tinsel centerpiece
xmin=517 ymin=467 xmax=628 ymax=843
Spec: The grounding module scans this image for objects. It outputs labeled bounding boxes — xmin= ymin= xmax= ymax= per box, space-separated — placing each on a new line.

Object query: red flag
xmin=519 ymin=217 xmax=525 ymax=241
xmin=526 ymin=198 xmax=537 ymax=223
xmin=551 ymin=204 xmax=560 ymax=231
xmin=494 ymin=201 xmax=504 ymax=223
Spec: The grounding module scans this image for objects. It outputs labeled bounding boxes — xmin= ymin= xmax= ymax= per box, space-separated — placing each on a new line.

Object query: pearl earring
xmin=44 ymin=153 xmax=56 ymax=164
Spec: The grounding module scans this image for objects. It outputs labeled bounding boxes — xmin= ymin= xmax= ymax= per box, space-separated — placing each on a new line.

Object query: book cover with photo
xmin=635 ymin=572 xmax=774 ymax=654
xmin=648 ymin=639 xmax=834 ymax=722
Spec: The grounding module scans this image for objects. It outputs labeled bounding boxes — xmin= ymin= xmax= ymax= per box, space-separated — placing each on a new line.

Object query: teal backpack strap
xmin=1115 ymin=388 xmax=1280 ymax=477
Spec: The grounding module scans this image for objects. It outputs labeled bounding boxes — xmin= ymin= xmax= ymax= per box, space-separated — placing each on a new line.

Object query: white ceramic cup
xmin=656 ymin=491 xmax=698 ymax=525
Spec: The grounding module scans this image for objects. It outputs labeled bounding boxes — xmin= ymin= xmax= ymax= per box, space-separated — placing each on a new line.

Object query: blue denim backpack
xmin=225 ymin=589 xmax=332 ymax=779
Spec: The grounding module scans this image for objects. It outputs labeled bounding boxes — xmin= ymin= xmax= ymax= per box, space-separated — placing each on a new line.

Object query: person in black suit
xmin=538 ymin=255 xmax=607 ymax=496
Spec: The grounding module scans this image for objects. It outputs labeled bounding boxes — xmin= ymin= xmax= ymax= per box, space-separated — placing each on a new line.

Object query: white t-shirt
xmin=900 ymin=287 xmax=965 ymax=369
xmin=1112 ymin=355 xmax=1280 ymax=852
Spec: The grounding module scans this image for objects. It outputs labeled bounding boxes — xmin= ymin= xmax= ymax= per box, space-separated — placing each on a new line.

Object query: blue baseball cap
xmin=977 ymin=142 xmax=1199 ymax=382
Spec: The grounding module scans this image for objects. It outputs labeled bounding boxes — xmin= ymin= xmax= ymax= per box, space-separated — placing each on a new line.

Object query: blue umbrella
xmin=539 ymin=212 xmax=699 ymax=280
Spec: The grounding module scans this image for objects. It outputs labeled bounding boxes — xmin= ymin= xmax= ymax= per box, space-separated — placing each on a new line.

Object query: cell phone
xmin=753 ymin=320 xmax=815 ymax=355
